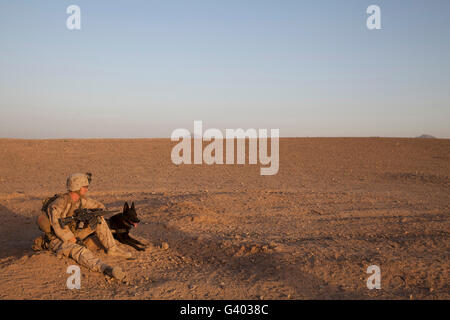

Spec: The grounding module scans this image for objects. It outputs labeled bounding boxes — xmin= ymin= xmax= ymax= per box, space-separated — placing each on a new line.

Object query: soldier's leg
xmin=48 ymin=237 xmax=106 ymax=273
xmin=95 ymin=217 xmax=132 ymax=258
xmin=94 ymin=217 xmax=116 ymax=250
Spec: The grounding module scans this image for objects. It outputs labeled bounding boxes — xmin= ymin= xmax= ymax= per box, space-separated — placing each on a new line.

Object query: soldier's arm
xmin=48 ymin=197 xmax=75 ymax=242
xmin=82 ymin=197 xmax=106 ymax=210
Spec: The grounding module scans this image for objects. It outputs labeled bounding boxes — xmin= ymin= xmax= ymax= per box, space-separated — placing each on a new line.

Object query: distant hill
xmin=416 ymin=134 xmax=436 ymax=139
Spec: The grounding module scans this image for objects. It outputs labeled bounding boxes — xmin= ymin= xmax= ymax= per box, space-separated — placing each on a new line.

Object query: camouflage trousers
xmin=48 ymin=217 xmax=116 ymax=272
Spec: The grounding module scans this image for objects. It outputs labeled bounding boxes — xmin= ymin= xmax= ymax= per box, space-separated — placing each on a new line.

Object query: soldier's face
xmin=80 ymin=186 xmax=89 ymax=196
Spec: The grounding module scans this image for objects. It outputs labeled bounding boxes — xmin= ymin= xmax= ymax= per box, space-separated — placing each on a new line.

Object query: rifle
xmin=58 ymin=208 xmax=120 ymax=230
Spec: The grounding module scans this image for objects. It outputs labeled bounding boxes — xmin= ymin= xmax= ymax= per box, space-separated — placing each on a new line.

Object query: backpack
xmin=41 ymin=193 xmax=67 ymax=213
xmin=38 ymin=193 xmax=70 ymax=234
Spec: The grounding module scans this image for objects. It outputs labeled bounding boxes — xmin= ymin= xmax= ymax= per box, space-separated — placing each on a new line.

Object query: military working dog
xmin=106 ymin=202 xmax=148 ymax=251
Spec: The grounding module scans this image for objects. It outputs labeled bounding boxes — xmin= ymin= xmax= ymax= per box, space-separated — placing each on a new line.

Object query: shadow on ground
xmin=0 ymin=204 xmax=40 ymax=260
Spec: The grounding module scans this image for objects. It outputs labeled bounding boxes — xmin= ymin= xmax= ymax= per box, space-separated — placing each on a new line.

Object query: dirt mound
xmin=384 ymin=172 xmax=449 ymax=187
xmin=157 ymin=200 xmax=219 ymax=224
xmin=416 ymin=134 xmax=436 ymax=139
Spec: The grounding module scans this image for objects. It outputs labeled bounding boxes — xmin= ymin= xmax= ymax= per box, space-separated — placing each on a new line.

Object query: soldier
xmin=35 ymin=173 xmax=131 ymax=280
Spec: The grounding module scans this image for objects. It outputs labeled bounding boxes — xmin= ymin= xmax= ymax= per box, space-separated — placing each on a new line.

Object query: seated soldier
xmin=35 ymin=173 xmax=131 ymax=280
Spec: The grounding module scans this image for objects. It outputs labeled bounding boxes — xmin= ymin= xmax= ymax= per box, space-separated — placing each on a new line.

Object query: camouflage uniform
xmin=46 ymin=193 xmax=116 ymax=272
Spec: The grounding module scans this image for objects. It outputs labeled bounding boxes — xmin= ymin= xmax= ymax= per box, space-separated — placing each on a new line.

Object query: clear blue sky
xmin=1 ymin=0 xmax=449 ymax=138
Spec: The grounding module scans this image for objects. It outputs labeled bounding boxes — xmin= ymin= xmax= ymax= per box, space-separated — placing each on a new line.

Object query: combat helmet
xmin=66 ymin=172 xmax=92 ymax=192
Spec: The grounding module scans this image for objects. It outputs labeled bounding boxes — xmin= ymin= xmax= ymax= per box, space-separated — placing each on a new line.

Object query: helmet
xmin=66 ymin=173 xmax=92 ymax=191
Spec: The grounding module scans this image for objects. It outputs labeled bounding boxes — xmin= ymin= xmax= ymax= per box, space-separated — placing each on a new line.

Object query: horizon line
xmin=0 ymin=136 xmax=446 ymax=140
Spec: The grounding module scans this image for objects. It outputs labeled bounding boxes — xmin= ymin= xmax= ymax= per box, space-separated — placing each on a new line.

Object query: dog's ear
xmin=131 ymin=202 xmax=135 ymax=210
xmin=123 ymin=202 xmax=129 ymax=212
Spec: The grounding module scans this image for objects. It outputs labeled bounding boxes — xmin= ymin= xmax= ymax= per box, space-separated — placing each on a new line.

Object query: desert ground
xmin=0 ymin=138 xmax=448 ymax=299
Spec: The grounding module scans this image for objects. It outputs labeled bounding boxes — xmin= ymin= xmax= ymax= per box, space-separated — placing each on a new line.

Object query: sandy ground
xmin=0 ymin=138 xmax=448 ymax=299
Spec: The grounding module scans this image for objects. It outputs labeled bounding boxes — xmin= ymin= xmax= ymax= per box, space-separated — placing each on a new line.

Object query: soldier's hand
xmin=69 ymin=237 xmax=77 ymax=244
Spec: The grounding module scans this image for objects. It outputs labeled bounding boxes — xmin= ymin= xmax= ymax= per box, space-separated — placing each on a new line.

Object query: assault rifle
xmin=58 ymin=208 xmax=120 ymax=230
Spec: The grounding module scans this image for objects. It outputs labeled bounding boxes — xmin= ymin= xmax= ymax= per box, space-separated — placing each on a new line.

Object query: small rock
xmin=250 ymin=246 xmax=259 ymax=254
xmin=273 ymin=245 xmax=284 ymax=252
xmin=161 ymin=242 xmax=169 ymax=250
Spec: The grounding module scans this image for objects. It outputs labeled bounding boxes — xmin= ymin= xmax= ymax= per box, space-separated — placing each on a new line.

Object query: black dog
xmin=106 ymin=202 xmax=148 ymax=251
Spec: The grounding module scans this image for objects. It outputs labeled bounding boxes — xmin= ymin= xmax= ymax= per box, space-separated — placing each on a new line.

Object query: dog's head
xmin=121 ymin=202 xmax=140 ymax=228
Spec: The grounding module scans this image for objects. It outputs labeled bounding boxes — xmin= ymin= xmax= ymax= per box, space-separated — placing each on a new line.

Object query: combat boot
xmin=32 ymin=234 xmax=51 ymax=251
xmin=102 ymin=265 xmax=126 ymax=280
xmin=107 ymin=245 xmax=132 ymax=259
xmin=32 ymin=235 xmax=45 ymax=251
